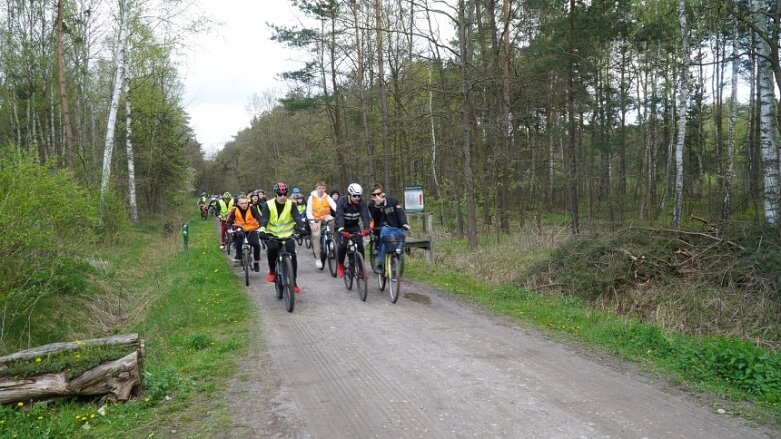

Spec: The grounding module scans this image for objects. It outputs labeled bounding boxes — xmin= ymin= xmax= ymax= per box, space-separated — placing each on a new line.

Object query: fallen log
xmin=0 ymin=333 xmax=142 ymax=366
xmin=0 ymin=334 xmax=144 ymax=404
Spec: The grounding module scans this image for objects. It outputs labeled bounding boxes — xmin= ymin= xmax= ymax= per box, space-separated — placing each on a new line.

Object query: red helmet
xmin=273 ymin=182 xmax=288 ymax=195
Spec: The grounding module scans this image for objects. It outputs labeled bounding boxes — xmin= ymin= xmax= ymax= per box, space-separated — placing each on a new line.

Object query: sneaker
xmin=253 ymin=262 xmax=260 ymax=272
xmin=315 ymin=259 xmax=323 ymax=269
xmin=337 ymin=263 xmax=344 ymax=278
xmin=293 ymin=284 xmax=301 ymax=294
xmin=266 ymin=272 xmax=276 ymax=283
xmin=233 ymin=257 xmax=242 ymax=264
xmin=220 ymin=244 xmax=225 ymax=250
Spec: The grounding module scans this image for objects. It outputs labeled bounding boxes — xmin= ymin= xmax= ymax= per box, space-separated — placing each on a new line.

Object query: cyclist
xmin=198 ymin=192 xmax=208 ymax=216
xmin=329 ymin=190 xmax=340 ymax=216
xmin=292 ymin=192 xmax=306 ymax=215
xmin=218 ymin=192 xmax=235 ymax=249
xmin=249 ymin=190 xmax=262 ymax=209
xmin=257 ymin=189 xmax=268 ymax=204
xmin=335 ymin=183 xmax=371 ymax=277
xmin=368 ymin=184 xmax=411 ymax=272
xmin=306 ymin=181 xmax=337 ymax=269
xmin=258 ymin=182 xmax=307 ymax=293
xmin=226 ymin=195 xmax=262 ymax=271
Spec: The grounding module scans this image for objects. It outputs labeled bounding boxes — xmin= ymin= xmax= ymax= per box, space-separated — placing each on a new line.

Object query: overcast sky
xmin=182 ymin=0 xmax=304 ymax=156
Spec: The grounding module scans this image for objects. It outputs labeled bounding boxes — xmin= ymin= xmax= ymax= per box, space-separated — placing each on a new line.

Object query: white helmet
xmin=347 ymin=183 xmax=363 ymax=196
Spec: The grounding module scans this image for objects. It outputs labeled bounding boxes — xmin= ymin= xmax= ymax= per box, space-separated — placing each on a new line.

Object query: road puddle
xmin=404 ymin=292 xmax=431 ymax=304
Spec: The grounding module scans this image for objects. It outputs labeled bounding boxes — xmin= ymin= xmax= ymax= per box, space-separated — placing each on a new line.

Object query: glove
xmin=361 ymin=229 xmax=370 ymax=237
xmin=342 ymin=231 xmax=351 ymax=239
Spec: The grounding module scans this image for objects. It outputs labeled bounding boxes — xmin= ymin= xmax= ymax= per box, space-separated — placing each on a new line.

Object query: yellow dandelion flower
xmin=213 ymin=268 xmax=219 ymax=273
xmin=37 ymin=416 xmax=43 ymax=420
xmin=35 ymin=357 xmax=42 ymax=363
xmin=0 ymin=420 xmax=5 ymax=424
xmin=75 ymin=354 xmax=81 ymax=359
xmin=144 ymin=397 xmax=150 ymax=402
xmin=17 ymin=402 xmax=23 ymax=407
xmin=90 ymin=414 xmax=96 ymax=419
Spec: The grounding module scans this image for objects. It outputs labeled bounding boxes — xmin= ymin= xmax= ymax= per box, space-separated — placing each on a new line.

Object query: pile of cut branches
xmin=524 ymin=224 xmax=781 ymax=347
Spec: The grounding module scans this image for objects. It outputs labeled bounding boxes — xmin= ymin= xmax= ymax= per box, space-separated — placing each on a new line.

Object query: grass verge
xmin=405 ymin=257 xmax=781 ymax=426
xmin=0 ymin=213 xmax=252 ymax=438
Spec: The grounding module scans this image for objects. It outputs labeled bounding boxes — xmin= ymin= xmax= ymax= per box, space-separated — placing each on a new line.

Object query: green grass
xmin=405 ymin=257 xmax=781 ymax=425
xmin=0 ymin=212 xmax=253 ymax=438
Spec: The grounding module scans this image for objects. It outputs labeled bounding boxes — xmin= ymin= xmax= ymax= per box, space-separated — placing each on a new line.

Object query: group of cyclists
xmin=198 ymin=181 xmax=411 ymax=295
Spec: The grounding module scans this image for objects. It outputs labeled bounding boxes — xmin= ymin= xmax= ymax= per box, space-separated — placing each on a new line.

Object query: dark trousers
xmin=234 ymin=229 xmax=261 ymax=261
xmin=266 ymin=237 xmax=298 ymax=278
xmin=337 ymin=231 xmax=365 ymax=265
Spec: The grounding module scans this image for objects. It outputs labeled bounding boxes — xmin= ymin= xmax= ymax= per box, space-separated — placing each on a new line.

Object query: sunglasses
xmin=277 ymin=193 xmax=288 ymax=197
xmin=371 ymin=192 xmax=382 ymax=197
xmin=351 ymin=194 xmax=362 ymax=198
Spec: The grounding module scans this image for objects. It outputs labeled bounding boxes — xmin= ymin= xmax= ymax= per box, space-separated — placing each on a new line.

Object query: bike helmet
xmin=222 ymin=191 xmax=231 ymax=199
xmin=347 ymin=183 xmax=363 ymax=196
xmin=200 ymin=192 xmax=207 ymax=196
xmin=273 ymin=182 xmax=288 ymax=195
xmin=292 ymin=186 xmax=301 ymax=194
xmin=292 ymin=192 xmax=304 ymax=201
xmin=258 ymin=189 xmax=266 ymax=195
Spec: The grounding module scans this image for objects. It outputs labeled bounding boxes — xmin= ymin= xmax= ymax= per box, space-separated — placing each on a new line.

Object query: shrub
xmin=0 ymin=146 xmax=98 ymax=342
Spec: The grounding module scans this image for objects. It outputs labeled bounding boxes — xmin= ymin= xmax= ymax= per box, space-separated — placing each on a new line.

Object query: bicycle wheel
xmin=226 ymin=234 xmax=232 ymax=256
xmin=274 ymin=263 xmax=283 ymax=300
xmin=282 ymin=257 xmax=295 ymax=313
xmin=243 ymin=246 xmax=251 ymax=286
xmin=343 ymin=255 xmax=353 ymax=290
xmin=354 ymin=252 xmax=367 ymax=302
xmin=389 ymin=256 xmax=401 ymax=303
xmin=326 ymin=237 xmax=337 ymax=277
xmin=378 ymin=254 xmax=387 ymax=291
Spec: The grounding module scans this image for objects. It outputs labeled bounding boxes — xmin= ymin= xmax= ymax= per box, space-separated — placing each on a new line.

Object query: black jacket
xmin=368 ymin=195 xmax=408 ymax=230
xmin=335 ymin=196 xmax=371 ymax=232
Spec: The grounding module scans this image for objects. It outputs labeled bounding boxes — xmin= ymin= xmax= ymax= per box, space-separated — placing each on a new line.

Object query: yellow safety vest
xmin=266 ymin=200 xmax=295 ymax=237
xmin=218 ymin=199 xmax=234 ymax=219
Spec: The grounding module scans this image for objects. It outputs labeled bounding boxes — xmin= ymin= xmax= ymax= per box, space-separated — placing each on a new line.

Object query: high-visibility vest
xmin=218 ymin=199 xmax=234 ymax=219
xmin=232 ymin=207 xmax=259 ymax=232
xmin=310 ymin=194 xmax=331 ymax=219
xmin=265 ymin=200 xmax=295 ymax=237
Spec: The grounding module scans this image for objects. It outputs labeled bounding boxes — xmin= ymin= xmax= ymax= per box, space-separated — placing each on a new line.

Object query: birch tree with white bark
xmin=672 ymin=0 xmax=690 ymax=228
xmin=99 ymin=0 xmax=131 ymax=212
xmin=753 ymin=0 xmax=779 ymax=225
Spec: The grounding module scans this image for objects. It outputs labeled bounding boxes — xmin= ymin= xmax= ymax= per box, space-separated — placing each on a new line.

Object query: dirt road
xmin=222 ymin=249 xmax=775 ymax=438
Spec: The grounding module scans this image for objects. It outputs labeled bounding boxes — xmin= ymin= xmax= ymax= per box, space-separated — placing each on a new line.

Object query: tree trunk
xmin=672 ymin=0 xmax=690 ymax=229
xmin=124 ymin=58 xmax=138 ymax=224
xmin=566 ymin=0 xmax=580 ymax=234
xmin=0 ymin=334 xmax=143 ymax=403
xmin=100 ymin=0 xmax=130 ymax=213
xmin=722 ymin=23 xmax=739 ymax=224
xmin=754 ymin=0 xmax=780 ymax=224
xmin=351 ymin=0 xmax=375 ymax=183
xmin=375 ymin=0 xmax=391 ymax=190
xmin=56 ymin=0 xmax=74 ymax=168
xmin=458 ymin=0 xmax=477 ymax=247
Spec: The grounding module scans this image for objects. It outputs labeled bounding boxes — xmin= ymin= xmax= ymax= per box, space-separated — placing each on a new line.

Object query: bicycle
xmin=237 ymin=229 xmax=259 ymax=287
xmin=225 ymin=228 xmax=234 ymax=256
xmin=342 ymin=232 xmax=367 ymax=301
xmin=319 ymin=222 xmax=337 ymax=277
xmin=267 ymin=236 xmax=296 ymax=313
xmin=377 ymin=230 xmax=405 ymax=303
